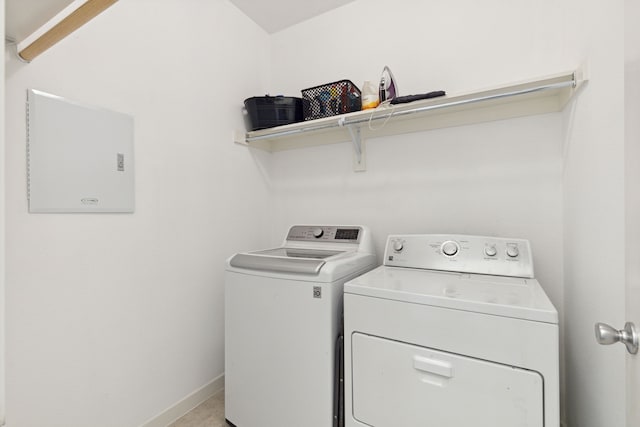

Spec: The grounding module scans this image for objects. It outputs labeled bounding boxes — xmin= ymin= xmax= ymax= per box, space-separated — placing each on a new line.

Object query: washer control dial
xmin=312 ymin=228 xmax=324 ymax=238
xmin=484 ymin=245 xmax=497 ymax=257
xmin=441 ymin=241 xmax=459 ymax=257
xmin=506 ymin=244 xmax=520 ymax=258
xmin=392 ymin=240 xmax=404 ymax=252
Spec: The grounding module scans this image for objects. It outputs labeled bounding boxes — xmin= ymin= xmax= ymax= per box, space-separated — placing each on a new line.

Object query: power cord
xmin=367 ymin=100 xmax=396 ymax=131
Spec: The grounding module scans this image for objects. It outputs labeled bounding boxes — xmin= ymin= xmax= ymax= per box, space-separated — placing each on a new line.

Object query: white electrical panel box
xmin=27 ymin=89 xmax=135 ymax=213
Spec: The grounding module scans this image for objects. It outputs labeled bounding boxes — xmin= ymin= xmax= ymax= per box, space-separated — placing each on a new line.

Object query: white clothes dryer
xmin=225 ymin=225 xmax=376 ymax=427
xmin=344 ymin=234 xmax=559 ymax=427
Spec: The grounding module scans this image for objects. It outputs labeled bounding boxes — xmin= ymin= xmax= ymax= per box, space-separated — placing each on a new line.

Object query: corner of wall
xmin=137 ymin=375 xmax=224 ymax=427
xmin=1 ymin=0 xmax=6 ymax=423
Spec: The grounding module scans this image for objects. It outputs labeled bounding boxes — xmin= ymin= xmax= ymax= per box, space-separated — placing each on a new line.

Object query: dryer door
xmin=351 ymin=333 xmax=543 ymax=427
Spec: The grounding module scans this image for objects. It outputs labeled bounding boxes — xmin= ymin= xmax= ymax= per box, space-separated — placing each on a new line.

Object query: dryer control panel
xmin=384 ymin=234 xmax=534 ymax=278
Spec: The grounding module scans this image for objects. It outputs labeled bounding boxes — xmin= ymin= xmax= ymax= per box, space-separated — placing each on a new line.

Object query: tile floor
xmin=168 ymin=389 xmax=226 ymax=427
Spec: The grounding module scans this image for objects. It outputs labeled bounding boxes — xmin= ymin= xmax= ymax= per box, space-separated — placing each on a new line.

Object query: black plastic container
xmin=244 ymin=96 xmax=304 ymax=131
xmin=301 ymin=80 xmax=361 ymax=121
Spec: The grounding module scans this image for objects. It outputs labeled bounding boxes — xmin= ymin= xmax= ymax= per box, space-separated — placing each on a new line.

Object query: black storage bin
xmin=244 ymin=96 xmax=304 ymax=131
xmin=301 ymin=80 xmax=361 ymax=121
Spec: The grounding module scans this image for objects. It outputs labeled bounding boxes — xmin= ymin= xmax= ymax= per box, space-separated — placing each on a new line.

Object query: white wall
xmin=1 ymin=1 xmax=6 ymax=424
xmin=562 ymin=0 xmax=626 ymax=426
xmin=625 ymin=0 xmax=640 ymax=424
xmin=4 ymin=1 xmax=271 ymax=426
xmin=268 ymin=0 xmax=568 ymax=302
xmin=269 ymin=0 xmax=569 ymax=418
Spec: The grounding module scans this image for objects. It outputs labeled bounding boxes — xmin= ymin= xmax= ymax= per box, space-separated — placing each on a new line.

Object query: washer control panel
xmin=384 ymin=234 xmax=534 ymax=278
xmin=287 ymin=225 xmax=362 ymax=243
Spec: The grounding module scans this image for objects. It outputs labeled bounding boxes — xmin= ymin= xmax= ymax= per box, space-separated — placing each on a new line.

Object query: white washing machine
xmin=344 ymin=234 xmax=559 ymax=427
xmin=225 ymin=225 xmax=376 ymax=427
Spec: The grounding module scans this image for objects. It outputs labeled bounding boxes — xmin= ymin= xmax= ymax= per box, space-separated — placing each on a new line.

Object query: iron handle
xmin=595 ymin=322 xmax=638 ymax=354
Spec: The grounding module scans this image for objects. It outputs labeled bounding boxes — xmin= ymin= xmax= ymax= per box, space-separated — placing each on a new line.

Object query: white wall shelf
xmin=234 ymin=69 xmax=585 ymax=171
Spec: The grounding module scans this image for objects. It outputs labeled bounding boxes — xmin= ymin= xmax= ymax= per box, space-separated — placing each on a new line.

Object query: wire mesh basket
xmin=301 ymin=80 xmax=361 ymax=121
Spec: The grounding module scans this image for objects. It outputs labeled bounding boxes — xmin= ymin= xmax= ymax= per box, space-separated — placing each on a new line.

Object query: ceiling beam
xmin=17 ymin=0 xmax=118 ymax=62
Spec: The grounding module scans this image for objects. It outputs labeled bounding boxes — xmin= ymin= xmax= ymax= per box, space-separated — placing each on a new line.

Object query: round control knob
xmin=312 ymin=228 xmax=324 ymax=238
xmin=506 ymin=245 xmax=519 ymax=258
xmin=442 ymin=241 xmax=459 ymax=257
xmin=484 ymin=245 xmax=497 ymax=257
xmin=392 ymin=241 xmax=404 ymax=252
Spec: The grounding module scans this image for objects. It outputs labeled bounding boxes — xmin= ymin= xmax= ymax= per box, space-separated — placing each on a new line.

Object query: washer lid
xmin=229 ymin=248 xmax=347 ymax=275
xmin=344 ymin=266 xmax=558 ymax=324
xmin=251 ymin=247 xmax=345 ymax=259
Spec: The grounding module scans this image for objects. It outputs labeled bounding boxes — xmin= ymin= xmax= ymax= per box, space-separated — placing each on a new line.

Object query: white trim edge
xmin=1 ymin=0 xmax=6 ymax=423
xmin=138 ymin=374 xmax=224 ymax=427
xmin=16 ymin=0 xmax=89 ymax=53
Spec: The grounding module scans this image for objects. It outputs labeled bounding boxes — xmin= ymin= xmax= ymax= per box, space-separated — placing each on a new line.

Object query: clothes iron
xmin=378 ymin=66 xmax=398 ymax=102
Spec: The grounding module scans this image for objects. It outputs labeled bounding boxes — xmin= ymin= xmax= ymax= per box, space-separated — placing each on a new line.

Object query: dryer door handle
xmin=413 ymin=355 xmax=453 ymax=378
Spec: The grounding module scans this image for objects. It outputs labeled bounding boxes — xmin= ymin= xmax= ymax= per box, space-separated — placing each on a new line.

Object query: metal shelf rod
xmin=345 ymin=79 xmax=575 ymax=127
xmin=244 ymin=74 xmax=576 ymax=144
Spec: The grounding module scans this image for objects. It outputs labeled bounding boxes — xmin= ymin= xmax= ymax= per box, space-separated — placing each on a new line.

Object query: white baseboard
xmin=139 ymin=374 xmax=224 ymax=427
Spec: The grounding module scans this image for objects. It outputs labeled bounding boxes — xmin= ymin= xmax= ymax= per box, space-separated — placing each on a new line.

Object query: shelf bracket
xmin=346 ymin=124 xmax=366 ymax=172
xmin=234 ymin=129 xmax=249 ymax=146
